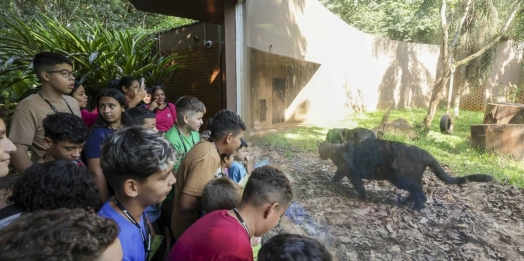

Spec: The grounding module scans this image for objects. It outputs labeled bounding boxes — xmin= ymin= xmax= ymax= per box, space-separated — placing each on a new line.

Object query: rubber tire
xmin=439 ymin=114 xmax=454 ymax=134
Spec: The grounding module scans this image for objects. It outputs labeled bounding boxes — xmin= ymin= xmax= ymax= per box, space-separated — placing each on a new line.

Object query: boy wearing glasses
xmin=9 ymin=52 xmax=81 ymax=173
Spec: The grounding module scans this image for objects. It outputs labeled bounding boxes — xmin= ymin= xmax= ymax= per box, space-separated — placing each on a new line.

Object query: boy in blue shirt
xmin=98 ymin=126 xmax=177 ymax=261
xmin=229 ymin=138 xmax=252 ymax=183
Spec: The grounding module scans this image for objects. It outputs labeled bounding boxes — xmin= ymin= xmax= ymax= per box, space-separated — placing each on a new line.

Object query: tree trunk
xmin=423 ymin=0 xmax=450 ymax=131
xmin=423 ymin=1 xmax=522 ymax=131
xmin=423 ymin=68 xmax=452 ymax=130
xmin=451 ymin=76 xmax=468 ymax=117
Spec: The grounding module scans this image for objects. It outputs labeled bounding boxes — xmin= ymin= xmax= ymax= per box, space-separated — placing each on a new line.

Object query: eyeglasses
xmin=46 ymin=69 xmax=77 ymax=79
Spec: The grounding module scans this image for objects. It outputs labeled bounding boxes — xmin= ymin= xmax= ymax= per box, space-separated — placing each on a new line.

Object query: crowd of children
xmin=0 ymin=52 xmax=332 ymax=261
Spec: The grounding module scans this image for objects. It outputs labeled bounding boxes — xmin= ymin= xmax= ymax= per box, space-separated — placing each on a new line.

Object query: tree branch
xmin=451 ymin=0 xmax=472 ymax=49
xmin=440 ymin=0 xmax=449 ymax=65
xmin=452 ymin=3 xmax=522 ymax=68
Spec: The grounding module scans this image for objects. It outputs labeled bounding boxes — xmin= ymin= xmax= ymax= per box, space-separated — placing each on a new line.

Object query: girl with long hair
xmin=68 ymin=80 xmax=98 ymax=127
xmin=84 ymin=89 xmax=129 ymax=202
xmin=147 ymin=86 xmax=177 ymax=133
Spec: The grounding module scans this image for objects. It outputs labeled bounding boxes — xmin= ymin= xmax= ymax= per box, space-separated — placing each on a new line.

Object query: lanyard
xmin=233 ymin=208 xmax=250 ymax=236
xmin=38 ymin=92 xmax=74 ymax=114
xmin=113 ymin=197 xmax=151 ymax=261
xmin=175 ymin=125 xmax=196 ymax=153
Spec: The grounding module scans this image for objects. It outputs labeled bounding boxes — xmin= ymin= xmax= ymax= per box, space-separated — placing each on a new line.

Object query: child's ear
xmin=43 ymin=137 xmax=53 ymax=149
xmin=183 ymin=115 xmax=189 ymax=124
xmin=123 ymin=179 xmax=139 ymax=198
xmin=225 ymin=133 xmax=233 ymax=144
xmin=40 ymin=72 xmax=51 ymax=82
xmin=263 ymin=202 xmax=280 ymax=219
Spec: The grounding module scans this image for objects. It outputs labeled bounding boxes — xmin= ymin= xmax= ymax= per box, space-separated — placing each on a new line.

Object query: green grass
xmin=251 ymin=108 xmax=524 ymax=188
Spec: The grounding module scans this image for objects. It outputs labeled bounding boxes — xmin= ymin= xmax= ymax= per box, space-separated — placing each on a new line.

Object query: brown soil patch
xmin=256 ymin=144 xmax=524 ymax=261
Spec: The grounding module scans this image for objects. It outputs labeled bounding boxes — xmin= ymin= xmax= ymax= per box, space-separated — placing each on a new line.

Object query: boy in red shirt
xmin=167 ymin=165 xmax=293 ymax=261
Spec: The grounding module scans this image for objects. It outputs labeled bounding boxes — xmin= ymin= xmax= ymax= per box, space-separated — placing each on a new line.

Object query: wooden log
xmin=483 ymin=102 xmax=524 ymax=124
xmin=470 ymin=124 xmax=524 ymax=161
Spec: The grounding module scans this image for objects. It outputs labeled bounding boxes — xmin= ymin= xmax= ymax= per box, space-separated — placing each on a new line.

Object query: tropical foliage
xmin=320 ymin=0 xmax=441 ymax=44
xmin=0 ymin=15 xmax=184 ymax=108
xmin=0 ymin=0 xmax=192 ymax=35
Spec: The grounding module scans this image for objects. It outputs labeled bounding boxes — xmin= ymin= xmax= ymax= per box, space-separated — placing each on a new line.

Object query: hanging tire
xmin=439 ymin=114 xmax=454 ymax=134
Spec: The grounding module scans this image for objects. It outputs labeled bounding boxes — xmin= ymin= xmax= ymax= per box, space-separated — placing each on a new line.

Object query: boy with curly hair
xmin=39 ymin=112 xmax=88 ymax=166
xmin=0 ymin=160 xmax=101 ymax=228
xmin=0 ymin=208 xmax=123 ymax=261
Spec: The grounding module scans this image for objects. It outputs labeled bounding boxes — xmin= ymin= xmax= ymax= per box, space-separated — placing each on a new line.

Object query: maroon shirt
xmin=167 ymin=210 xmax=253 ymax=261
xmin=146 ymin=103 xmax=176 ymax=132
xmin=81 ymin=109 xmax=98 ymax=128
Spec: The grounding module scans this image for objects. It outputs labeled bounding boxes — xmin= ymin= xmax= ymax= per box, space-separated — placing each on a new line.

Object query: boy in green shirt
xmin=162 ymin=96 xmax=205 ymax=245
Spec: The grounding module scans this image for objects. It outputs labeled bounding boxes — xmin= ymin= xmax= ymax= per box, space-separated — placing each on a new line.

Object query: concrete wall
xmin=484 ymin=41 xmax=524 ymax=105
xmin=243 ymin=0 xmax=523 ymax=128
xmin=459 ymin=41 xmax=524 ymax=111
xmin=156 ymin=1 xmax=523 ymax=129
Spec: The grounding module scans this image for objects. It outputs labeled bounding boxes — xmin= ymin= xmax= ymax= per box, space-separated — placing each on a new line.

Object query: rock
xmin=339 ymin=236 xmax=351 ymax=243
xmin=389 ymin=245 xmax=401 ymax=253
xmin=372 ymin=118 xmax=417 ymax=139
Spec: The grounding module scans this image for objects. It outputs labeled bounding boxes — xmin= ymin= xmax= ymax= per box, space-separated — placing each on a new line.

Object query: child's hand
xmin=149 ymin=100 xmax=159 ymax=111
xmin=132 ymin=87 xmax=146 ymax=104
xmin=246 ymin=155 xmax=256 ymax=164
xmin=137 ymin=86 xmax=146 ymax=99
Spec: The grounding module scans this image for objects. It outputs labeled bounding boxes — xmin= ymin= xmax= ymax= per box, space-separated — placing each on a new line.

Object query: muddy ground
xmin=255 ymin=144 xmax=524 ymax=261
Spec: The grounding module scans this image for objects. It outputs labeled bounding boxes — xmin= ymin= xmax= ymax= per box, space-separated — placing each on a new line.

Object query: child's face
xmin=136 ymin=164 xmax=176 ymax=205
xmin=43 ymin=63 xmax=75 ymax=95
xmin=46 ymin=139 xmax=85 ymax=162
xmin=185 ymin=111 xmax=204 ymax=132
xmin=222 ymin=154 xmax=235 ymax=168
xmin=122 ymin=80 xmax=139 ymax=99
xmin=72 ymin=85 xmax=88 ymax=109
xmin=99 ymin=96 xmax=125 ymax=124
xmin=224 ymin=131 xmax=244 ymax=155
xmin=0 ymin=118 xmax=16 ymax=177
xmin=142 ymin=118 xmax=158 ymax=133
xmin=153 ymin=89 xmax=166 ymax=105
xmin=235 ymin=147 xmax=247 ymax=161
xmin=256 ymin=202 xmax=290 ymax=237
xmin=143 ymin=93 xmax=151 ymax=104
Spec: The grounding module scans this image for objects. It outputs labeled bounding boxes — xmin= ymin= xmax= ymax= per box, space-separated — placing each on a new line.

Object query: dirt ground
xmin=255 ymin=144 xmax=524 ymax=261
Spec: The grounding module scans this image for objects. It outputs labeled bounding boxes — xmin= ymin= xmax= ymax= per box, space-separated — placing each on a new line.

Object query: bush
xmin=0 ymin=15 xmax=183 ymax=108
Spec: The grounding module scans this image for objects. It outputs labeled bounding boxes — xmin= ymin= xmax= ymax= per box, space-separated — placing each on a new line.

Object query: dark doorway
xmin=259 ymin=99 xmax=267 ymax=121
xmin=272 ymin=78 xmax=286 ymax=124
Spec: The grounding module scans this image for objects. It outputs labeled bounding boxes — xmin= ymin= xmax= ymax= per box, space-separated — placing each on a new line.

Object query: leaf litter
xmin=255 ymin=144 xmax=524 ymax=261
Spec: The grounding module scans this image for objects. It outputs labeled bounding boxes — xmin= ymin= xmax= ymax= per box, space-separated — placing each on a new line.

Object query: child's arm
xmin=245 ymin=155 xmax=255 ymax=174
xmin=179 ymin=193 xmax=200 ymax=215
xmin=87 ymin=158 xmax=109 ymax=202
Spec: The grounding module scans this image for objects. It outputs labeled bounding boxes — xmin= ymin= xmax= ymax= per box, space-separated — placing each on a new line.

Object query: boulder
xmin=372 ymin=118 xmax=417 ymax=139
